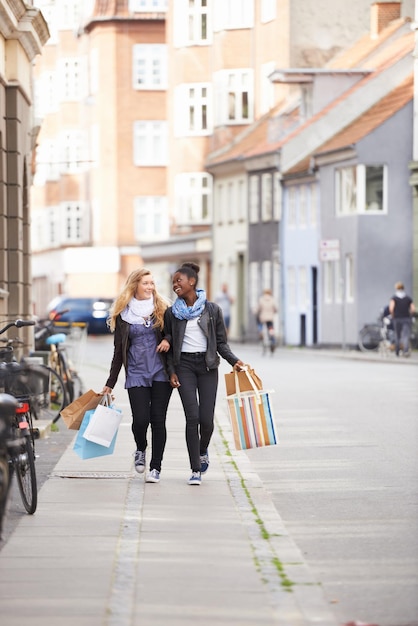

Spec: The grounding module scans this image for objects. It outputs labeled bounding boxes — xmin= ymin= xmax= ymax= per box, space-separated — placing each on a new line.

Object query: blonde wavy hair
xmin=108 ymin=268 xmax=169 ymax=332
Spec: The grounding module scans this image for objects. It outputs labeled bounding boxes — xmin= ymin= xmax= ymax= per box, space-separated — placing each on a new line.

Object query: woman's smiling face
xmin=172 ymin=272 xmax=194 ymax=299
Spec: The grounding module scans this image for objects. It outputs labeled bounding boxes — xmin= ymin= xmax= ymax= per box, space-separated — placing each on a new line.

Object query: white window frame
xmin=58 ymin=57 xmax=86 ymax=102
xmin=133 ymin=121 xmax=168 ymax=166
xmin=129 ymin=0 xmax=168 ymax=11
xmin=287 ymin=266 xmax=296 ymax=309
xmin=60 ymin=202 xmax=89 ymax=245
xmin=134 ymin=196 xmax=169 ymax=241
xmin=226 ymin=181 xmax=234 ymax=223
xmin=58 ymin=130 xmax=85 ymax=174
xmin=273 ymin=173 xmax=282 ymax=221
xmin=288 ymin=186 xmax=296 ymax=228
xmin=261 ymin=0 xmax=276 ymax=23
xmin=133 ymin=44 xmax=167 ymax=90
xmin=237 ymin=178 xmax=246 ymax=221
xmin=324 ymin=261 xmax=334 ymax=304
xmin=310 ymin=182 xmax=317 ymax=227
xmin=261 ymin=173 xmax=273 ymax=221
xmin=249 ymin=262 xmax=259 ymax=313
xmin=213 ymin=0 xmax=254 ymax=30
xmin=56 ymin=1 xmax=82 ymax=31
xmin=175 ymin=172 xmax=213 ymax=225
xmin=298 ymin=266 xmax=308 ymax=310
xmin=216 ymin=183 xmax=224 ymax=224
xmin=345 ymin=254 xmax=354 ymax=302
xmin=214 ymin=69 xmax=254 ymax=126
xmin=173 ymin=0 xmax=211 ymax=46
xmin=336 ymin=164 xmax=387 ymax=215
xmin=249 ymin=175 xmax=259 ymax=223
xmin=299 ymin=184 xmax=307 ymax=228
xmin=175 ymin=83 xmax=212 ymax=136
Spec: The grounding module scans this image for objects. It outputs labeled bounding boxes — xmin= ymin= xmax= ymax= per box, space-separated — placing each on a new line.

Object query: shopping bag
xmin=73 ymin=409 xmax=118 ymax=459
xmin=83 ymin=398 xmax=122 ymax=448
xmin=60 ymin=389 xmax=104 ymax=430
xmin=226 ymin=389 xmax=278 ymax=450
xmin=224 ymin=365 xmax=262 ymax=397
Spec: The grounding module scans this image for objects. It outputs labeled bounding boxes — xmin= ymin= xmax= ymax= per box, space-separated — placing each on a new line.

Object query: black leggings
xmin=127 ymin=382 xmax=172 ymax=472
xmin=176 ymin=353 xmax=218 ymax=472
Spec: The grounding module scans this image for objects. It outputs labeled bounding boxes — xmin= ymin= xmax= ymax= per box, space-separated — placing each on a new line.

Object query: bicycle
xmin=34 ymin=312 xmax=84 ymax=410
xmin=359 ymin=312 xmax=418 ymax=354
xmin=1 ymin=335 xmax=66 ymax=423
xmin=258 ymin=321 xmax=277 ymax=355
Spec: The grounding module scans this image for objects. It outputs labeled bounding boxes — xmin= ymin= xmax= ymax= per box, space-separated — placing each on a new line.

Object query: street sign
xmin=319 ymin=239 xmax=340 ymax=261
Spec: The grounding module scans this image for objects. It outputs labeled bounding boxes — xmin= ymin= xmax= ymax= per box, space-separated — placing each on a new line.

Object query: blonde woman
xmin=102 ymin=268 xmax=172 ymax=483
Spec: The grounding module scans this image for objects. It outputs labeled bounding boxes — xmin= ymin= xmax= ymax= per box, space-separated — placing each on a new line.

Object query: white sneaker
xmin=188 ymin=471 xmax=201 ymax=485
xmin=146 ymin=469 xmax=160 ymax=483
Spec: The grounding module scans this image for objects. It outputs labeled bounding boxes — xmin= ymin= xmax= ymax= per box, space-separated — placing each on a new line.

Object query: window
xmin=134 ymin=196 xmax=169 ymax=241
xmin=59 ymin=130 xmax=85 ymax=173
xmin=133 ymin=121 xmax=167 ymax=166
xmin=310 ymin=182 xmax=317 ymax=227
xmin=261 ymin=173 xmax=273 ymax=221
xmin=298 ymin=266 xmax=308 ymax=309
xmin=175 ymin=84 xmax=212 ymax=135
xmin=226 ymin=182 xmax=234 ymax=222
xmin=262 ymin=260 xmax=272 ymax=291
xmin=345 ymin=254 xmax=354 ymax=302
xmin=129 ymin=0 xmax=168 ymax=10
xmin=133 ymin=45 xmax=167 ymax=90
xmin=216 ymin=183 xmax=224 ymax=224
xmin=273 ymin=173 xmax=282 ymax=221
xmin=249 ymin=175 xmax=259 ymax=223
xmin=214 ymin=69 xmax=254 ymax=125
xmin=213 ymin=0 xmax=254 ymax=30
xmin=57 ymin=1 xmax=82 ymax=30
xmin=237 ymin=178 xmax=246 ymax=221
xmin=324 ymin=261 xmax=334 ymax=304
xmin=34 ymin=71 xmax=58 ymax=117
xmin=288 ymin=186 xmax=296 ymax=227
xmin=59 ymin=58 xmax=85 ymax=102
xmin=173 ymin=0 xmax=211 ymax=46
xmin=336 ymin=165 xmax=387 ymax=215
xmin=287 ymin=266 xmax=296 ymax=308
xmin=334 ymin=261 xmax=343 ymax=303
xmin=261 ymin=0 xmax=276 ymax=22
xmin=61 ymin=203 xmax=88 ymax=244
xmin=175 ymin=173 xmax=212 ymax=224
xmin=299 ymin=185 xmax=307 ymax=228
xmin=249 ymin=262 xmax=259 ymax=313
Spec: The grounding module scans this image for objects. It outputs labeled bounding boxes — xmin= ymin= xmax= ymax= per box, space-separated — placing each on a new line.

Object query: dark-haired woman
xmin=164 ymin=262 xmax=244 ymax=485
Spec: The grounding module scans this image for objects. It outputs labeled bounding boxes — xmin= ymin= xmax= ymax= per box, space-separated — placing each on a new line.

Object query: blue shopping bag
xmin=73 ymin=409 xmax=118 ymax=459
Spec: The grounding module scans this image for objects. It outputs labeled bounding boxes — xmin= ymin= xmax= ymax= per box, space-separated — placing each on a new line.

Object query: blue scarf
xmin=171 ymin=289 xmax=207 ymax=320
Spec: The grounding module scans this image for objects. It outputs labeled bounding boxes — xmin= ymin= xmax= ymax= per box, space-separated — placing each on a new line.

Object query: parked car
xmin=45 ymin=296 xmax=113 ymax=334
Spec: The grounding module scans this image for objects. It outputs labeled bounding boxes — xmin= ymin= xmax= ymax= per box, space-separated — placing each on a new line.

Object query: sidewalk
xmin=0 ymin=359 xmax=340 ymax=626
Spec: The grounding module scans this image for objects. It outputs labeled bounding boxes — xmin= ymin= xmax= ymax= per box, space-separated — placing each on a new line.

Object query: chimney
xmin=370 ymin=2 xmax=401 ymax=38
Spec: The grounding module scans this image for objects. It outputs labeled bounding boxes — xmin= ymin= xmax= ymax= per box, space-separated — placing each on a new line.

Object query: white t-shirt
xmin=181 ymin=317 xmax=207 ymax=352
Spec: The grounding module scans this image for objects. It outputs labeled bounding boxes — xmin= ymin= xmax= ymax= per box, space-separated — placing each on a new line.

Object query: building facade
xmin=0 ymin=0 xmax=49 ymax=327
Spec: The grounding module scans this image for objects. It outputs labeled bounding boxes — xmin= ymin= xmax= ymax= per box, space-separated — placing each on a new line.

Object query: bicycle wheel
xmin=359 ymin=324 xmax=381 ymax=352
xmin=27 ymin=365 xmax=66 ymax=422
xmin=14 ymin=433 xmax=37 ymax=514
xmin=57 ymin=351 xmax=74 ymax=404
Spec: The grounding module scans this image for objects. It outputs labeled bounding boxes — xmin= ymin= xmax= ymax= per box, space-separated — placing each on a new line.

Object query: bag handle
xmin=234 ymin=366 xmax=261 ymax=405
xmin=99 ymin=393 xmax=112 ymax=407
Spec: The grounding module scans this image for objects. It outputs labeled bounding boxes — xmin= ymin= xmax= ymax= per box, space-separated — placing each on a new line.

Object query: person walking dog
xmin=102 ymin=268 xmax=172 ymax=483
xmin=164 ymin=262 xmax=244 ymax=486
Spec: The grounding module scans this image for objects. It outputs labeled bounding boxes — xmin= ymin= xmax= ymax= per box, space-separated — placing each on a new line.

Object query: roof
xmin=206 ymin=17 xmax=413 ymax=169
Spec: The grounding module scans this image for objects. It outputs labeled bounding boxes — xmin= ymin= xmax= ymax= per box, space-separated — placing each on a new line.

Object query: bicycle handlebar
xmin=0 ymin=319 xmax=35 ymax=335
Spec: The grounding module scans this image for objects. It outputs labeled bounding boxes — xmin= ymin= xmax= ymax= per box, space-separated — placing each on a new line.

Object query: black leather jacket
xmin=163 ymin=301 xmax=239 ymax=375
xmin=105 ymin=315 xmax=169 ymax=389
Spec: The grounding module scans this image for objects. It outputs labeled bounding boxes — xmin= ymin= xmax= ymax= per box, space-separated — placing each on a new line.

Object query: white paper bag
xmin=83 ymin=402 xmax=122 ymax=448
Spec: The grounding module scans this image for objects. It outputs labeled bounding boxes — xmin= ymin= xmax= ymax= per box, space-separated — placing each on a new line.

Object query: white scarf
xmin=121 ymin=296 xmax=154 ymax=325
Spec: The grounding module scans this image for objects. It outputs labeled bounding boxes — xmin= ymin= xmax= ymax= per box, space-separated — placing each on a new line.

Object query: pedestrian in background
xmin=215 ymin=283 xmax=234 ymax=334
xmin=257 ymin=288 xmax=278 ymax=352
xmin=102 ymin=268 xmax=172 ymax=483
xmin=164 ymin=262 xmax=244 ymax=486
xmin=389 ymin=281 xmax=415 ymax=357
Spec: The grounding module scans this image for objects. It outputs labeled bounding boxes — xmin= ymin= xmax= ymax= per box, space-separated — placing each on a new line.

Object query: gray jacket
xmin=163 ymin=301 xmax=239 ymax=375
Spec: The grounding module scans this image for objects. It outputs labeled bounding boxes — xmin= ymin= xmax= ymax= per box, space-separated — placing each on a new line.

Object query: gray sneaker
xmin=146 ymin=469 xmax=160 ymax=483
xmin=134 ymin=450 xmax=146 ymax=474
xmin=200 ymin=450 xmax=209 ymax=474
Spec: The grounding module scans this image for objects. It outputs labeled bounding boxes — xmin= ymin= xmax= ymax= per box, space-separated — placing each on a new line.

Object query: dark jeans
xmin=127 ymin=382 xmax=172 ymax=472
xmin=393 ymin=318 xmax=412 ymax=354
xmin=176 ymin=353 xmax=218 ymax=472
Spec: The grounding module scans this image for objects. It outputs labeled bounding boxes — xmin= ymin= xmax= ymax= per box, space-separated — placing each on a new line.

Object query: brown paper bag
xmin=60 ymin=389 xmax=104 ymax=430
xmin=224 ymin=366 xmax=263 ymax=397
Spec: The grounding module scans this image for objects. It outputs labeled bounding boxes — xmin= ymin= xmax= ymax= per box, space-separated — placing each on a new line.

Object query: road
xmin=2 ymin=335 xmax=417 ymax=626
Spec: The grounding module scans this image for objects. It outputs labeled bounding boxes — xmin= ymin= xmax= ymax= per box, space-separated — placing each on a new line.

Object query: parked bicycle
xmin=34 ymin=311 xmax=84 ymax=409
xmin=1 ymin=334 xmax=66 ymax=424
xmin=358 ymin=312 xmax=418 ymax=353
